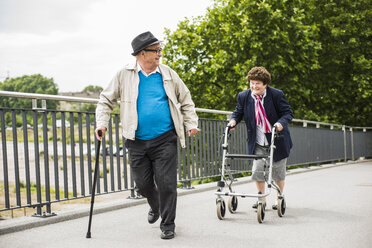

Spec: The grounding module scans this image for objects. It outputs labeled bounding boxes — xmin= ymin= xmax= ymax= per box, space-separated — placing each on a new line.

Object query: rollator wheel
xmin=277 ymin=198 xmax=286 ymax=217
xmin=228 ymin=196 xmax=238 ymax=213
xmin=257 ymin=202 xmax=265 ymax=223
xmin=216 ymin=200 xmax=226 ymax=220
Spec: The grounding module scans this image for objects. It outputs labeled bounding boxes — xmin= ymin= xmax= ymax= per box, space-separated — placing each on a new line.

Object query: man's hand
xmin=187 ymin=128 xmax=198 ymax=137
xmin=95 ymin=127 xmax=106 ymax=141
xmin=227 ymin=119 xmax=237 ymax=131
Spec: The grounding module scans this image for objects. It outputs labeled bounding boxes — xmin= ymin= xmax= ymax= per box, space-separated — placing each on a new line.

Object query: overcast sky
xmin=0 ymin=0 xmax=213 ymax=92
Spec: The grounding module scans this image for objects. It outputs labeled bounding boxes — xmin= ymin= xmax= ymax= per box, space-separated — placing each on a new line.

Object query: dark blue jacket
xmin=231 ymin=86 xmax=293 ymax=162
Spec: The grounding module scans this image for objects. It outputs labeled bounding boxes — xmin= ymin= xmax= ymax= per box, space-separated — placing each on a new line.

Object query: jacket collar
xmin=125 ymin=62 xmax=171 ymax=81
xmin=124 ymin=61 xmax=137 ymax=71
xmin=158 ymin=64 xmax=172 ymax=81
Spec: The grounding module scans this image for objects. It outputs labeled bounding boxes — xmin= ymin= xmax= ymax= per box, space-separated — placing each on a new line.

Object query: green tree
xmin=81 ymin=85 xmax=103 ymax=115
xmin=82 ymin=85 xmax=103 ymax=93
xmin=308 ymin=0 xmax=372 ymax=126
xmin=163 ymin=0 xmax=321 ymax=118
xmin=0 ymin=74 xmax=59 ymax=110
xmin=163 ymin=0 xmax=371 ymax=126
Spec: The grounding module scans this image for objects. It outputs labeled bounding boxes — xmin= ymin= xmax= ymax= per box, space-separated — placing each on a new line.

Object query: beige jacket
xmin=96 ymin=62 xmax=198 ymax=148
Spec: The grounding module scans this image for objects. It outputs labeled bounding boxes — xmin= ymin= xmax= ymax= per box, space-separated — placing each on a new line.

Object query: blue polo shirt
xmin=135 ymin=71 xmax=174 ymax=140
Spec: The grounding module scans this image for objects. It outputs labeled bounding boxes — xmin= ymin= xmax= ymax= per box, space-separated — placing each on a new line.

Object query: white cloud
xmin=0 ymin=0 xmax=213 ymax=92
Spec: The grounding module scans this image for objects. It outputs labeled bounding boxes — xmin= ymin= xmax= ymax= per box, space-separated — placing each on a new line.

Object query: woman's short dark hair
xmin=247 ymin=67 xmax=271 ymax=85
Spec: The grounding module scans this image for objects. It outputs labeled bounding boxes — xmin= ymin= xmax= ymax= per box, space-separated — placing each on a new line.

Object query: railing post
xmin=0 ymin=109 xmax=10 ymax=209
xmin=342 ymin=125 xmax=347 ymax=162
xmin=32 ymin=99 xmax=47 ymax=110
xmin=350 ymin=127 xmax=354 ymax=161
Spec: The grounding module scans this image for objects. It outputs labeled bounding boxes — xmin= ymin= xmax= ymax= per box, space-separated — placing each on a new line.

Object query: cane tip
xmin=86 ymin=232 xmax=91 ymax=238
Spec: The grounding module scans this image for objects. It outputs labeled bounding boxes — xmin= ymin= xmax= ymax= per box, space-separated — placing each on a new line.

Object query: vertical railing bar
xmin=186 ymin=133 xmax=191 ymax=186
xmin=210 ymin=120 xmax=214 ymax=177
xmin=86 ymin=113 xmax=92 ymax=195
xmin=237 ymin=123 xmax=241 ymax=171
xmin=122 ymin=136 xmax=128 ymax=190
xmin=343 ymin=125 xmax=347 ymax=162
xmin=350 ymin=128 xmax=354 ymax=160
xmin=102 ymin=133 xmax=107 ymax=193
xmin=195 ymin=119 xmax=201 ymax=178
xmin=42 ymin=111 xmax=51 ymax=213
xmin=11 ymin=110 xmax=21 ymax=206
xmin=115 ymin=115 xmax=121 ymax=190
xmin=52 ymin=112 xmax=59 ymax=200
xmin=201 ymin=120 xmax=206 ymax=178
xmin=177 ymin=137 xmax=182 ymax=181
xmin=217 ymin=120 xmax=222 ymax=174
xmin=22 ymin=110 xmax=32 ymax=204
xmin=230 ymin=124 xmax=235 ymax=170
xmin=202 ymin=120 xmax=206 ymax=178
xmin=182 ymin=136 xmax=188 ymax=186
xmin=95 ymin=117 xmax=101 ymax=194
xmin=206 ymin=120 xmax=211 ymax=178
xmin=191 ymin=131 xmax=196 ymax=180
xmin=236 ymin=124 xmax=240 ymax=170
xmin=69 ymin=112 xmax=77 ymax=197
xmin=201 ymin=120 xmax=207 ymax=177
xmin=0 ymin=109 xmax=10 ymax=209
xmin=61 ymin=112 xmax=69 ymax=199
xmin=78 ymin=113 xmax=85 ymax=196
xmin=219 ymin=120 xmax=223 ymax=173
xmin=194 ymin=125 xmax=199 ymax=179
xmin=211 ymin=120 xmax=216 ymax=176
xmin=33 ymin=110 xmax=42 ymax=215
xmin=108 ymin=119 xmax=114 ymax=192
xmin=216 ymin=120 xmax=219 ymax=175
xmin=209 ymin=119 xmax=214 ymax=176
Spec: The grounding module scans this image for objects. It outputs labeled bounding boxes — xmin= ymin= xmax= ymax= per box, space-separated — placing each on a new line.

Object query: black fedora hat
xmin=131 ymin=31 xmax=162 ymax=56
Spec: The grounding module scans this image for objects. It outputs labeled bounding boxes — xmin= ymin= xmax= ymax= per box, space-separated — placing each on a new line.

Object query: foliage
xmin=307 ymin=0 xmax=372 ymax=126
xmin=0 ymin=74 xmax=59 ymax=110
xmin=82 ymin=85 xmax=103 ymax=93
xmin=163 ymin=0 xmax=371 ymax=126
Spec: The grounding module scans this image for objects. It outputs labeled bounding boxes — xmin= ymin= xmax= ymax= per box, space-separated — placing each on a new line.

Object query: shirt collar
xmin=251 ymin=89 xmax=267 ymax=100
xmin=137 ymin=62 xmax=161 ymax=77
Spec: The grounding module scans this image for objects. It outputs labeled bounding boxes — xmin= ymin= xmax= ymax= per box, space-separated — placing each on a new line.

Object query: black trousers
xmin=126 ymin=129 xmax=178 ymax=232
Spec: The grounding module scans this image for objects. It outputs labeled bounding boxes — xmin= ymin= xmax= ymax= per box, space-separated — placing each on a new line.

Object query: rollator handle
xmin=272 ymin=125 xmax=283 ymax=139
xmin=226 ymin=125 xmax=235 ymax=133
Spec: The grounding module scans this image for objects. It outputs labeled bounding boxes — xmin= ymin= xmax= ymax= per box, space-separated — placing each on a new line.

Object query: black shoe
xmin=148 ymin=209 xmax=160 ymax=224
xmin=161 ymin=230 xmax=175 ymax=240
xmin=272 ymin=204 xmax=278 ymax=210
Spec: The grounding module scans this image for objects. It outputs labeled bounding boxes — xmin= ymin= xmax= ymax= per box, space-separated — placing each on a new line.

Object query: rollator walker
xmin=215 ymin=125 xmax=286 ymax=223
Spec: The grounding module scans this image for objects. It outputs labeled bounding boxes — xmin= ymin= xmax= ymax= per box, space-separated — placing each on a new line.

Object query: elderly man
xmin=95 ymin=31 xmax=198 ymax=239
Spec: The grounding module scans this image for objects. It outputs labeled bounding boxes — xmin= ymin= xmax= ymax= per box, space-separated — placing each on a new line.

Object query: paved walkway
xmin=1 ymin=160 xmax=372 ymax=248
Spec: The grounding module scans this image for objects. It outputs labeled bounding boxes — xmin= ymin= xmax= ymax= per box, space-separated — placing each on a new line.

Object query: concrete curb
xmin=0 ymin=159 xmax=369 ymax=235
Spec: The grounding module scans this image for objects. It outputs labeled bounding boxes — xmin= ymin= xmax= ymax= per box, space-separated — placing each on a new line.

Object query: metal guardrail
xmin=0 ymin=90 xmax=371 ymax=217
xmin=2 ymin=90 xmax=371 ymax=131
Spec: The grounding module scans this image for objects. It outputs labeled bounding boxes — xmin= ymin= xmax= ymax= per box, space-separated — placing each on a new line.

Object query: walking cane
xmin=86 ymin=130 xmax=102 ymax=238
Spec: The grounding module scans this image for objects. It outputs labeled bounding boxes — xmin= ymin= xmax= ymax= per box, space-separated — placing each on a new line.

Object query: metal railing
xmin=1 ymin=90 xmax=371 ymax=217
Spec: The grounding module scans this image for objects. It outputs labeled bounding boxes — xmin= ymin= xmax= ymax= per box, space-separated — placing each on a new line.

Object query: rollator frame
xmin=215 ymin=125 xmax=286 ymax=223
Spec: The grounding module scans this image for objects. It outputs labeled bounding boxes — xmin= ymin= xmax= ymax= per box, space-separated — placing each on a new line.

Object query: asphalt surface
xmin=1 ymin=160 xmax=372 ymax=248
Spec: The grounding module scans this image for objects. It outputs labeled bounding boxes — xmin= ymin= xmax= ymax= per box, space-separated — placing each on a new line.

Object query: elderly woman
xmin=228 ymin=66 xmax=293 ymax=210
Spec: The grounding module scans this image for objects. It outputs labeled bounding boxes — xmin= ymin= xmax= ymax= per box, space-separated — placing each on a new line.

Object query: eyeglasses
xmin=143 ymin=48 xmax=163 ymax=54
